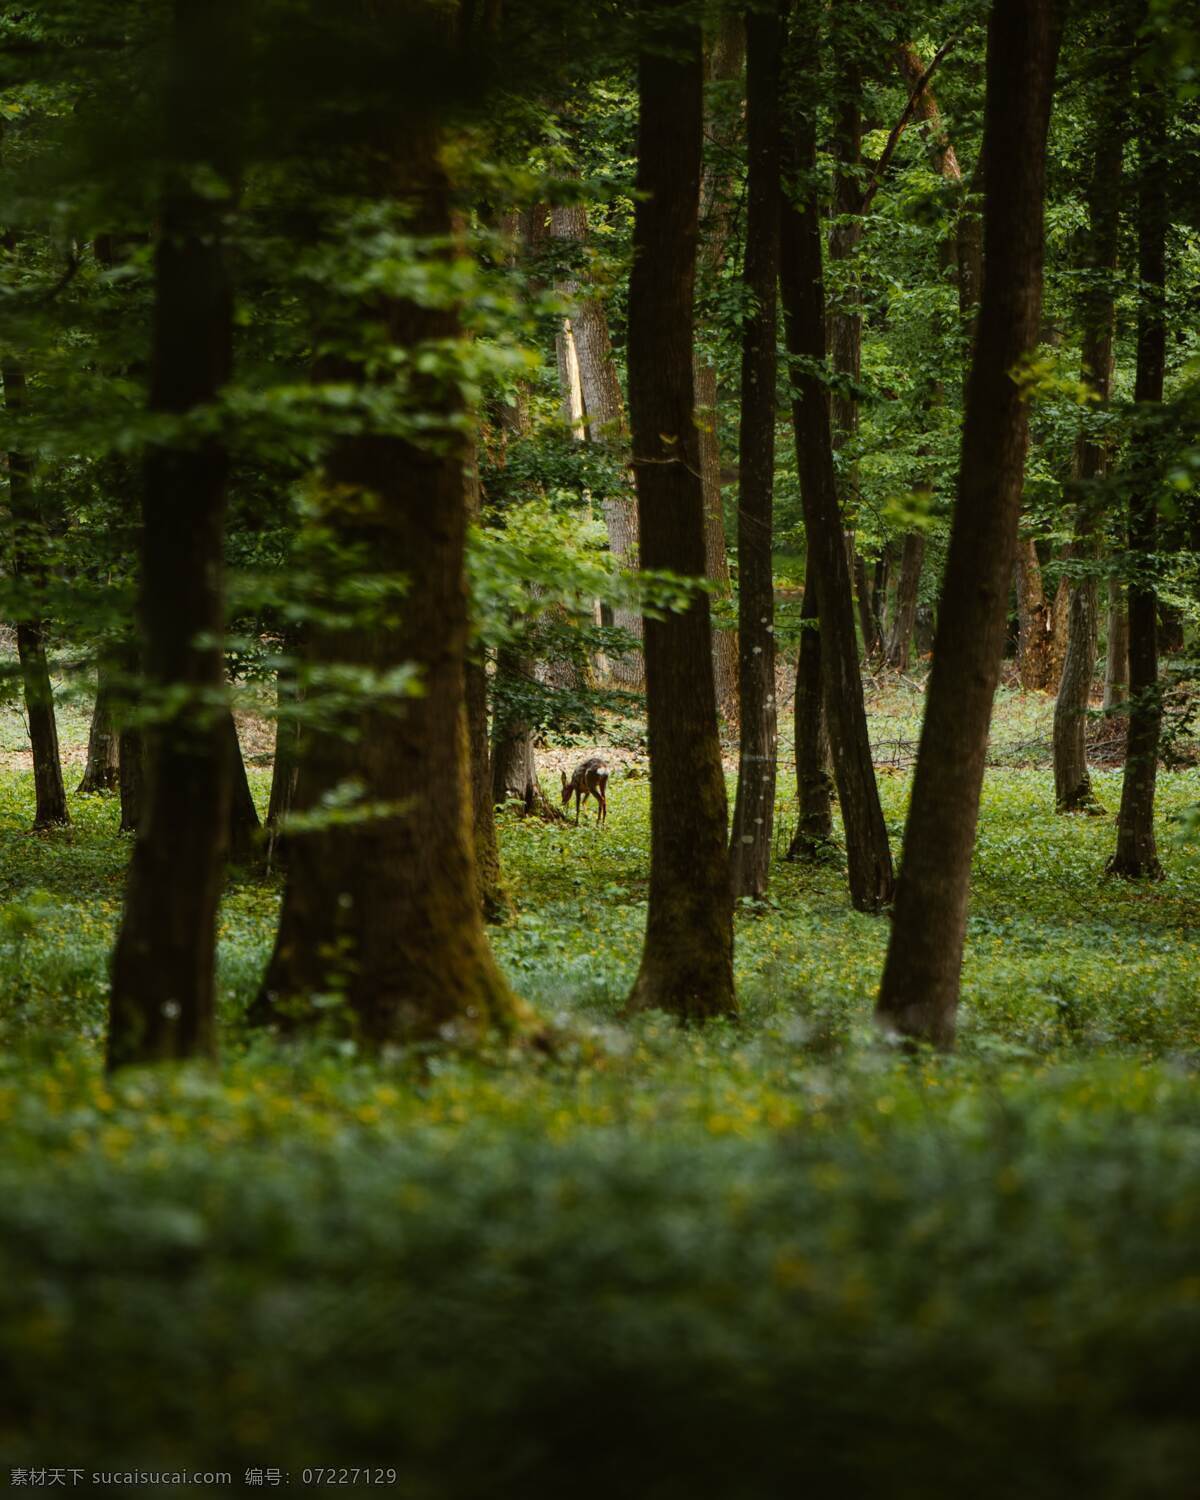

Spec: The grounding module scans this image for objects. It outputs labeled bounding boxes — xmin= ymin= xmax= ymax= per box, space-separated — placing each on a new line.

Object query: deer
xmin=561 ymin=756 xmax=610 ymax=826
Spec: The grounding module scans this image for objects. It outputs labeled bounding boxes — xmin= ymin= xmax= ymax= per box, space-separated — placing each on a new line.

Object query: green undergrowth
xmin=0 ymin=687 xmax=1198 ymax=1492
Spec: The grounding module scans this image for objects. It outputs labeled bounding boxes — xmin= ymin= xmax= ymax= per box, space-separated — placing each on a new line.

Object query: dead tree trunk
xmin=876 ymin=0 xmax=1062 ymax=1047
xmin=780 ymin=9 xmax=894 ymax=913
xmin=729 ymin=2 xmax=783 ymax=900
xmin=625 ymin=2 xmax=734 ymax=1020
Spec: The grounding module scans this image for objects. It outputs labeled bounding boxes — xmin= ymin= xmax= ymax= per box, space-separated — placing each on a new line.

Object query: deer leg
xmin=575 ymin=789 xmax=581 ymax=825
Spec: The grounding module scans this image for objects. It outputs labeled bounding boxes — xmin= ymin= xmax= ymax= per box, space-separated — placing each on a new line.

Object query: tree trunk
xmin=255 ymin=105 xmax=526 ymax=1044
xmin=266 ymin=656 xmax=301 ymax=831
xmin=224 ymin=709 xmax=261 ymax=863
xmin=729 ymin=3 xmax=782 ymax=901
xmin=780 ymin=11 xmax=894 ymax=914
xmin=876 ymin=0 xmax=1061 ymax=1047
xmin=2 ymin=352 xmax=69 ymax=830
xmin=1053 ymin=55 xmax=1127 ymax=812
xmin=625 ymin=4 xmax=734 ymax=1020
xmin=695 ymin=15 xmax=745 ymax=725
xmin=1110 ymin=50 xmax=1166 ymax=880
xmin=884 ymin=532 xmax=924 ymax=672
xmin=108 ymin=0 xmax=241 ymax=1070
xmin=548 ymin=199 xmax=644 ymax=688
xmin=1103 ymin=577 xmax=1128 ymax=711
xmin=1014 ymin=536 xmax=1055 ymax=689
xmin=787 ymin=562 xmax=834 ymax=858
xmin=464 ymin=447 xmax=505 ymax=918
xmin=116 ymin=639 xmax=144 ymax=835
xmin=77 ymin=658 xmax=121 ymax=795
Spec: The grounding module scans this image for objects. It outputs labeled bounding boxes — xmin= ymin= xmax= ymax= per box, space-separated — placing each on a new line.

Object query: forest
xmin=1 ymin=0 xmax=1199 ymax=1491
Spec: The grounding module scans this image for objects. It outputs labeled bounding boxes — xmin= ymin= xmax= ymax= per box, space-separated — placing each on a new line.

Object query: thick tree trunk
xmin=2 ymin=353 xmax=69 ymax=830
xmin=108 ymin=0 xmax=241 ymax=1070
xmin=626 ymin=5 xmax=734 ymax=1020
xmin=464 ymin=448 xmax=505 ymax=917
xmin=78 ymin=659 xmax=121 ymax=795
xmin=256 ymin=118 xmax=525 ymax=1043
xmin=695 ymin=15 xmax=744 ymax=725
xmin=1014 ymin=536 xmax=1055 ymax=690
xmin=1110 ymin=56 xmax=1166 ymax=880
xmin=116 ymin=639 xmax=144 ymax=835
xmin=1053 ymin=73 xmax=1126 ymax=812
xmin=729 ymin=3 xmax=782 ymax=900
xmin=549 ymin=199 xmax=644 ymax=689
xmin=876 ymin=0 xmax=1061 ymax=1047
xmin=780 ymin=14 xmax=893 ymax=914
xmin=265 ymin=657 xmax=301 ymax=832
xmin=1103 ymin=578 xmax=1128 ymax=711
xmin=224 ymin=710 xmax=261 ymax=863
xmin=884 ymin=532 xmax=924 ymax=672
xmin=786 ymin=563 xmax=834 ymax=858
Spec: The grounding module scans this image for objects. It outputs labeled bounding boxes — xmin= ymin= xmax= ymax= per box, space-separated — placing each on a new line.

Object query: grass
xmin=0 ymin=680 xmax=1198 ymax=1493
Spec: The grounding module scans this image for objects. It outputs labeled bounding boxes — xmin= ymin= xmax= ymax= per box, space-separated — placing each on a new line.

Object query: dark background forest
xmin=1 ymin=0 xmax=1199 ymax=1492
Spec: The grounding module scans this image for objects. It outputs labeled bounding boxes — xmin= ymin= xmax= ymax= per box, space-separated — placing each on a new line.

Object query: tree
xmin=779 ymin=3 xmax=894 ymax=914
xmin=1109 ymin=38 xmax=1167 ymax=880
xmin=876 ymin=0 xmax=1062 ymax=1047
xmin=786 ymin=561 xmax=834 ymax=859
xmin=254 ymin=23 xmax=527 ymax=1044
xmin=107 ymin=0 xmax=242 ymax=1068
xmin=625 ymin=1 xmax=734 ymax=1020
xmin=1053 ymin=19 xmax=1130 ymax=812
xmin=729 ymin=2 xmax=783 ymax=901
xmin=77 ymin=661 xmax=121 ymax=795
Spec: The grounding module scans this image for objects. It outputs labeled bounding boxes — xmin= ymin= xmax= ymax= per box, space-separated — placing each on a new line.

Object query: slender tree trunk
xmin=884 ymin=532 xmax=924 ymax=671
xmin=876 ymin=0 xmax=1062 ymax=1047
xmin=224 ymin=709 xmax=260 ymax=863
xmin=695 ymin=15 xmax=745 ymax=725
xmin=626 ymin=3 xmax=734 ymax=1020
xmin=787 ymin=562 xmax=834 ymax=857
xmin=1110 ymin=52 xmax=1166 ymax=880
xmin=2 ymin=351 xmax=69 ymax=829
xmin=108 ymin=0 xmax=242 ymax=1069
xmin=780 ymin=10 xmax=894 ymax=914
xmin=1103 ymin=577 xmax=1128 ymax=710
xmin=729 ymin=3 xmax=782 ymax=900
xmin=78 ymin=658 xmax=121 ymax=794
xmin=549 ymin=199 xmax=644 ymax=688
xmin=1054 ymin=50 xmax=1127 ymax=811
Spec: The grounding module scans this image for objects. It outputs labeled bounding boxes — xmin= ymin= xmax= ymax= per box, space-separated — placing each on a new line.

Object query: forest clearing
xmin=2 ymin=0 xmax=1199 ymax=1491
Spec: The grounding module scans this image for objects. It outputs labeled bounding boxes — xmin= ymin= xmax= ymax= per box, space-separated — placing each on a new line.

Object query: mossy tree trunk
xmin=876 ymin=0 xmax=1062 ymax=1047
xmin=729 ymin=2 xmax=783 ymax=900
xmin=626 ymin=1 xmax=734 ymax=1020
xmin=107 ymin=0 xmax=241 ymax=1070
xmin=254 ymin=98 xmax=527 ymax=1045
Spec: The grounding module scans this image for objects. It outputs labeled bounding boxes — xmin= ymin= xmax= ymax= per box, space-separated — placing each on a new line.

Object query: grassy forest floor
xmin=2 ymin=679 xmax=1200 ymax=1493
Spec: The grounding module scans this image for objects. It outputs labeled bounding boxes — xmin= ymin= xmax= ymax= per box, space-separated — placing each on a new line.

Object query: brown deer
xmin=561 ymin=756 xmax=609 ymax=826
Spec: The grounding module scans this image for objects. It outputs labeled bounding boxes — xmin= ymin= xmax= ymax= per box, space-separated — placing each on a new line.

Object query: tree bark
xmin=626 ymin=3 xmax=734 ymax=1020
xmin=108 ymin=0 xmax=241 ymax=1070
xmin=729 ymin=3 xmax=782 ymax=900
xmin=695 ymin=14 xmax=745 ymax=725
xmin=876 ymin=0 xmax=1062 ymax=1047
xmin=255 ymin=102 xmax=526 ymax=1044
xmin=1053 ymin=55 xmax=1127 ymax=812
xmin=2 ymin=351 xmax=69 ymax=830
xmin=1110 ymin=49 xmax=1166 ymax=880
xmin=786 ymin=561 xmax=834 ymax=858
xmin=224 ymin=709 xmax=261 ymax=863
xmin=548 ymin=199 xmax=644 ymax=688
xmin=116 ymin=638 xmax=144 ymax=835
xmin=464 ymin=446 xmax=505 ymax=917
xmin=1103 ymin=577 xmax=1128 ymax=711
xmin=1014 ymin=536 xmax=1055 ymax=689
xmin=77 ymin=658 xmax=121 ymax=795
xmin=780 ymin=9 xmax=894 ymax=914
xmin=884 ymin=531 xmax=924 ymax=672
